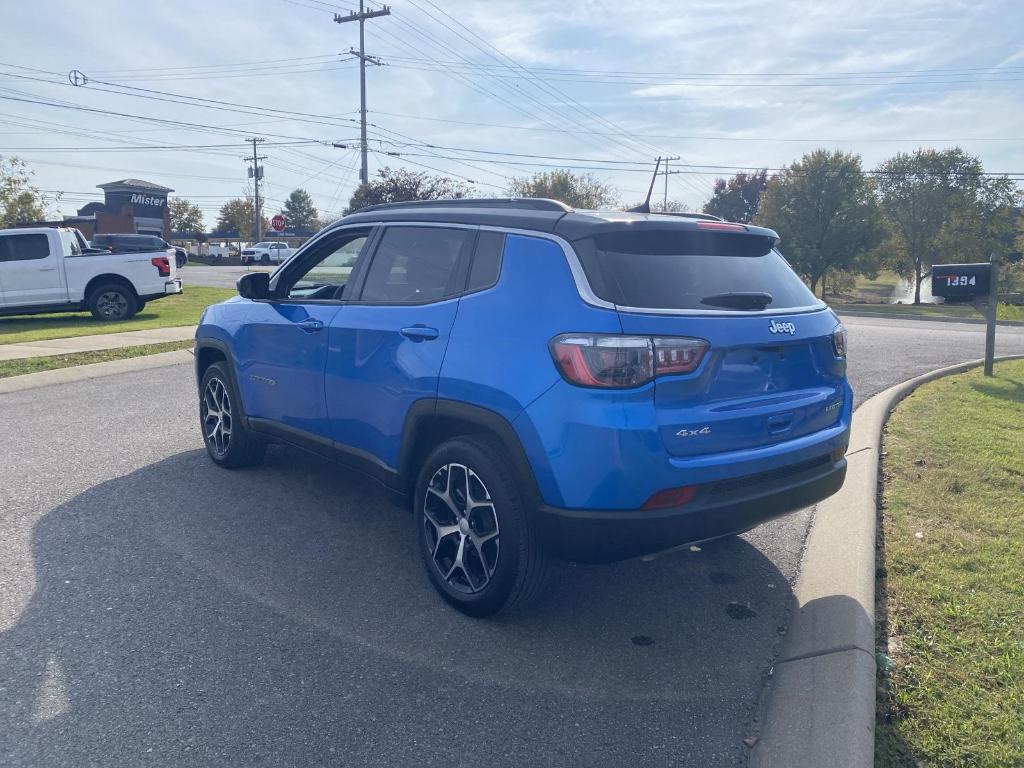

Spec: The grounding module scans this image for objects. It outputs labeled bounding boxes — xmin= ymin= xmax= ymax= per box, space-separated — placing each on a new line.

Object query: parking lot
xmin=2 ymin=315 xmax=1023 ymax=767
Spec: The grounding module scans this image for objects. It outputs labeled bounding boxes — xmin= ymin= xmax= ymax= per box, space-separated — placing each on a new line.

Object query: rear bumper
xmin=537 ymin=453 xmax=846 ymax=563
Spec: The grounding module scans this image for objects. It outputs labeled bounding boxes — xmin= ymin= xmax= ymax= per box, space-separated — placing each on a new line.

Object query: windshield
xmin=574 ymin=229 xmax=820 ymax=311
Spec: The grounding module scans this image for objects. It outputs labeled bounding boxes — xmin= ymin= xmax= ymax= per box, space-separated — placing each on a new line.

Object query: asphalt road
xmin=2 ymin=315 xmax=1023 ymax=767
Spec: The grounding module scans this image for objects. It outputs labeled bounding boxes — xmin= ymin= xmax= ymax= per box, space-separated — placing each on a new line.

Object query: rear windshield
xmin=574 ymin=230 xmax=819 ymax=311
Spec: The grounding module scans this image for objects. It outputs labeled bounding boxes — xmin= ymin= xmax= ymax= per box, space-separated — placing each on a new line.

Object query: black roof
xmin=333 ymin=198 xmax=779 ymax=243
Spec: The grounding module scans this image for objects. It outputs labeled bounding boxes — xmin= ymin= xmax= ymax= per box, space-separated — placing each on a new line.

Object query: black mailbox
xmin=931 ymin=263 xmax=991 ymax=299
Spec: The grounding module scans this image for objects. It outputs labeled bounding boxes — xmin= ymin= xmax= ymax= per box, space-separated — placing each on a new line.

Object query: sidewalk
xmin=0 ymin=326 xmax=197 ymax=361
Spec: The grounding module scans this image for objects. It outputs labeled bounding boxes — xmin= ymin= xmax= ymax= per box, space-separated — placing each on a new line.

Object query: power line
xmin=366 ymin=110 xmax=1022 ymax=144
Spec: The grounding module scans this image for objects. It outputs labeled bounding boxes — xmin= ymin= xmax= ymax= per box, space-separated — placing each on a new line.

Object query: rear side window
xmin=0 ymin=234 xmax=50 ymax=262
xmin=574 ymin=229 xmax=818 ymax=311
xmin=360 ymin=226 xmax=470 ymax=304
xmin=467 ymin=230 xmax=504 ymax=292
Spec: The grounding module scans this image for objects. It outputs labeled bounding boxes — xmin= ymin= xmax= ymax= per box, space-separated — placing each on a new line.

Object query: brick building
xmin=21 ymin=178 xmax=174 ymax=239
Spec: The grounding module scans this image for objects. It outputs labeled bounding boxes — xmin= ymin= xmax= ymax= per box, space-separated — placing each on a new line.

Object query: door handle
xmin=38 ymin=267 xmax=57 ymax=272
xmin=400 ymin=325 xmax=439 ymax=341
xmin=297 ymin=318 xmax=324 ymax=333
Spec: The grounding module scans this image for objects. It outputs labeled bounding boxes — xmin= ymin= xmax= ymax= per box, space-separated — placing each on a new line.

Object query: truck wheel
xmin=199 ymin=362 xmax=266 ymax=469
xmin=88 ymin=283 xmax=137 ymax=321
xmin=260 ymin=254 xmax=270 ymax=265
xmin=414 ymin=435 xmax=548 ymax=617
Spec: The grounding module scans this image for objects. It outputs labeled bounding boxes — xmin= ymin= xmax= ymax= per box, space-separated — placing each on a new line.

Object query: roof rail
xmin=353 ymin=197 xmax=573 ymax=214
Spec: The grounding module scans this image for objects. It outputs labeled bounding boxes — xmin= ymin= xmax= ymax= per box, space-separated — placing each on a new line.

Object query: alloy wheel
xmin=97 ymin=291 xmax=128 ymax=320
xmin=423 ymin=463 xmax=500 ymax=594
xmin=202 ymin=377 xmax=232 ymax=457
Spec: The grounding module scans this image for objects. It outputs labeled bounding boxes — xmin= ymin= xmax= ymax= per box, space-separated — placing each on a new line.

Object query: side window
xmin=0 ymin=234 xmax=51 ymax=262
xmin=360 ymin=227 xmax=470 ymax=304
xmin=64 ymin=232 xmax=82 ymax=256
xmin=286 ymin=233 xmax=368 ymax=300
xmin=467 ymin=230 xmax=505 ymax=292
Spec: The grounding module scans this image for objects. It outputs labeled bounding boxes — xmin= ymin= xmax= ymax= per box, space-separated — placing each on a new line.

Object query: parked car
xmin=194 ymin=199 xmax=852 ymax=616
xmin=0 ymin=227 xmax=181 ymax=320
xmin=206 ymin=244 xmax=233 ymax=259
xmin=92 ymin=233 xmax=188 ymax=268
xmin=240 ymin=241 xmax=294 ymax=265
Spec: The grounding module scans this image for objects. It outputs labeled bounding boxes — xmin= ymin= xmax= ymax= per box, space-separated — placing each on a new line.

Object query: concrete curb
xmin=0 ymin=325 xmax=198 ymax=361
xmin=751 ymin=353 xmax=1024 ymax=768
xmin=0 ymin=349 xmax=193 ymax=394
xmin=834 ymin=307 xmax=1024 ymax=328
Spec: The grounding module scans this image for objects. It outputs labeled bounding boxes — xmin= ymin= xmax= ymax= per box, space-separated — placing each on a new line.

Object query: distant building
xmin=17 ymin=178 xmax=173 ymax=239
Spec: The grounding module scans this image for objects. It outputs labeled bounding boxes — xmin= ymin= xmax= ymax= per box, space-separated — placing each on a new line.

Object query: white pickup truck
xmin=0 ymin=227 xmax=182 ymax=321
xmin=240 ymin=241 xmax=295 ymax=265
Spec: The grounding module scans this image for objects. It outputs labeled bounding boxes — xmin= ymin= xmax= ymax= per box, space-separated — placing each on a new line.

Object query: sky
xmin=1 ymin=0 xmax=1022 ymax=228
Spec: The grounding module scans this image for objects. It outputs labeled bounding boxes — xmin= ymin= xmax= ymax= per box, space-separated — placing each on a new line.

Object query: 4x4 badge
xmin=676 ymin=426 xmax=712 ymax=438
xmin=768 ymin=320 xmax=796 ymax=335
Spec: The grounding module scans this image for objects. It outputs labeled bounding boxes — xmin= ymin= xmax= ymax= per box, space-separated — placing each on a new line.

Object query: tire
xmin=414 ymin=435 xmax=548 ymax=617
xmin=260 ymin=254 xmax=270 ymax=265
xmin=199 ymin=362 xmax=267 ymax=469
xmin=87 ymin=283 xmax=137 ymax=321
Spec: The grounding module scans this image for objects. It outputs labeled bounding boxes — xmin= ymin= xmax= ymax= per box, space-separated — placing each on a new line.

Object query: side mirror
xmin=237 ymin=271 xmax=271 ymax=300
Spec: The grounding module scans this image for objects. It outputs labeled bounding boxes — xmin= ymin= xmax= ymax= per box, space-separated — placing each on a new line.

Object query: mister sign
xmin=931 ymin=262 xmax=991 ymax=299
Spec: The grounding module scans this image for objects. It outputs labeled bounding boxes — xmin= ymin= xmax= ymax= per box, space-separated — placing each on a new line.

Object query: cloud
xmin=2 ymin=0 xmax=1021 ymax=213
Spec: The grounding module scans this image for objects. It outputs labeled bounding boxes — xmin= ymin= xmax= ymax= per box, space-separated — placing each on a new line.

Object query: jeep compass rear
xmin=195 ymin=199 xmax=851 ymax=617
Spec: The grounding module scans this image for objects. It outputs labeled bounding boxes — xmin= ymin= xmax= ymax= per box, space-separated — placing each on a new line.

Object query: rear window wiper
xmin=700 ymin=291 xmax=773 ymax=310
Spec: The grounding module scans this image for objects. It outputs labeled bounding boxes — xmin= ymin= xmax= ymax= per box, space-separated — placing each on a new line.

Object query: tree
xmin=215 ymin=196 xmax=267 ymax=240
xmin=755 ymin=150 xmax=884 ymax=297
xmin=874 ymin=148 xmax=1019 ymax=304
xmin=281 ymin=188 xmax=320 ymax=230
xmin=703 ymin=169 xmax=768 ymax=223
xmin=507 ymin=169 xmax=617 ymax=208
xmin=168 ymin=197 xmax=204 ymax=234
xmin=1 ymin=156 xmax=49 ymax=227
xmin=624 ymin=199 xmax=691 ymax=213
xmin=346 ymin=167 xmax=473 ymax=213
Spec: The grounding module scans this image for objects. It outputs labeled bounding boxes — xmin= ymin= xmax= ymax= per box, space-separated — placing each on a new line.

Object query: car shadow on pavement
xmin=0 ymin=445 xmax=798 ymax=767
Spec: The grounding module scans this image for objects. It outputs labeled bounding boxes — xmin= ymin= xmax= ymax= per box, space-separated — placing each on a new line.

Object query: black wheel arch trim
xmin=398 ymin=398 xmax=541 ymax=507
xmin=194 ymin=338 xmax=249 ymax=424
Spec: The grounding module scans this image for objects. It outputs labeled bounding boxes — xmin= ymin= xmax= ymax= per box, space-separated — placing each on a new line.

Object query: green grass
xmin=0 ymin=286 xmax=234 ymax=345
xmin=832 ymin=301 xmax=1024 ymax=322
xmin=850 ymin=270 xmax=901 ymax=302
xmin=0 ymin=340 xmax=193 ymax=378
xmin=876 ymin=360 xmax=1024 ymax=767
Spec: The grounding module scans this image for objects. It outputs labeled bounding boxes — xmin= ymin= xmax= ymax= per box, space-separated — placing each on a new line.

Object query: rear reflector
xmin=643 ymin=485 xmax=697 ymax=510
xmin=696 ymin=220 xmax=747 ymax=232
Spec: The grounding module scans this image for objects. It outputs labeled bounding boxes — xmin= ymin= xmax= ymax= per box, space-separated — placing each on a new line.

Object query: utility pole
xmin=245 ymin=137 xmax=266 ymax=242
xmin=334 ymin=1 xmax=391 ymax=185
xmin=661 ymin=155 xmax=679 ymax=211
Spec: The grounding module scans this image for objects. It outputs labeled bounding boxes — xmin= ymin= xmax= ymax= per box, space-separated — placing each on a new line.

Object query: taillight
xmin=831 ymin=324 xmax=847 ymax=358
xmin=549 ymin=334 xmax=708 ymax=388
xmin=151 ymin=256 xmax=170 ymax=277
xmin=696 ymin=220 xmax=746 ymax=232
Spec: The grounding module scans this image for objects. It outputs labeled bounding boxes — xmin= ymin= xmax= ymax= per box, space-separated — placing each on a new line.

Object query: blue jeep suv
xmin=195 ymin=199 xmax=851 ymax=616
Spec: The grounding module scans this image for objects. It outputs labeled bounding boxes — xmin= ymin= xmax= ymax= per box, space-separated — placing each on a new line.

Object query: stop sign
xmin=270 ymin=214 xmax=286 ymax=232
